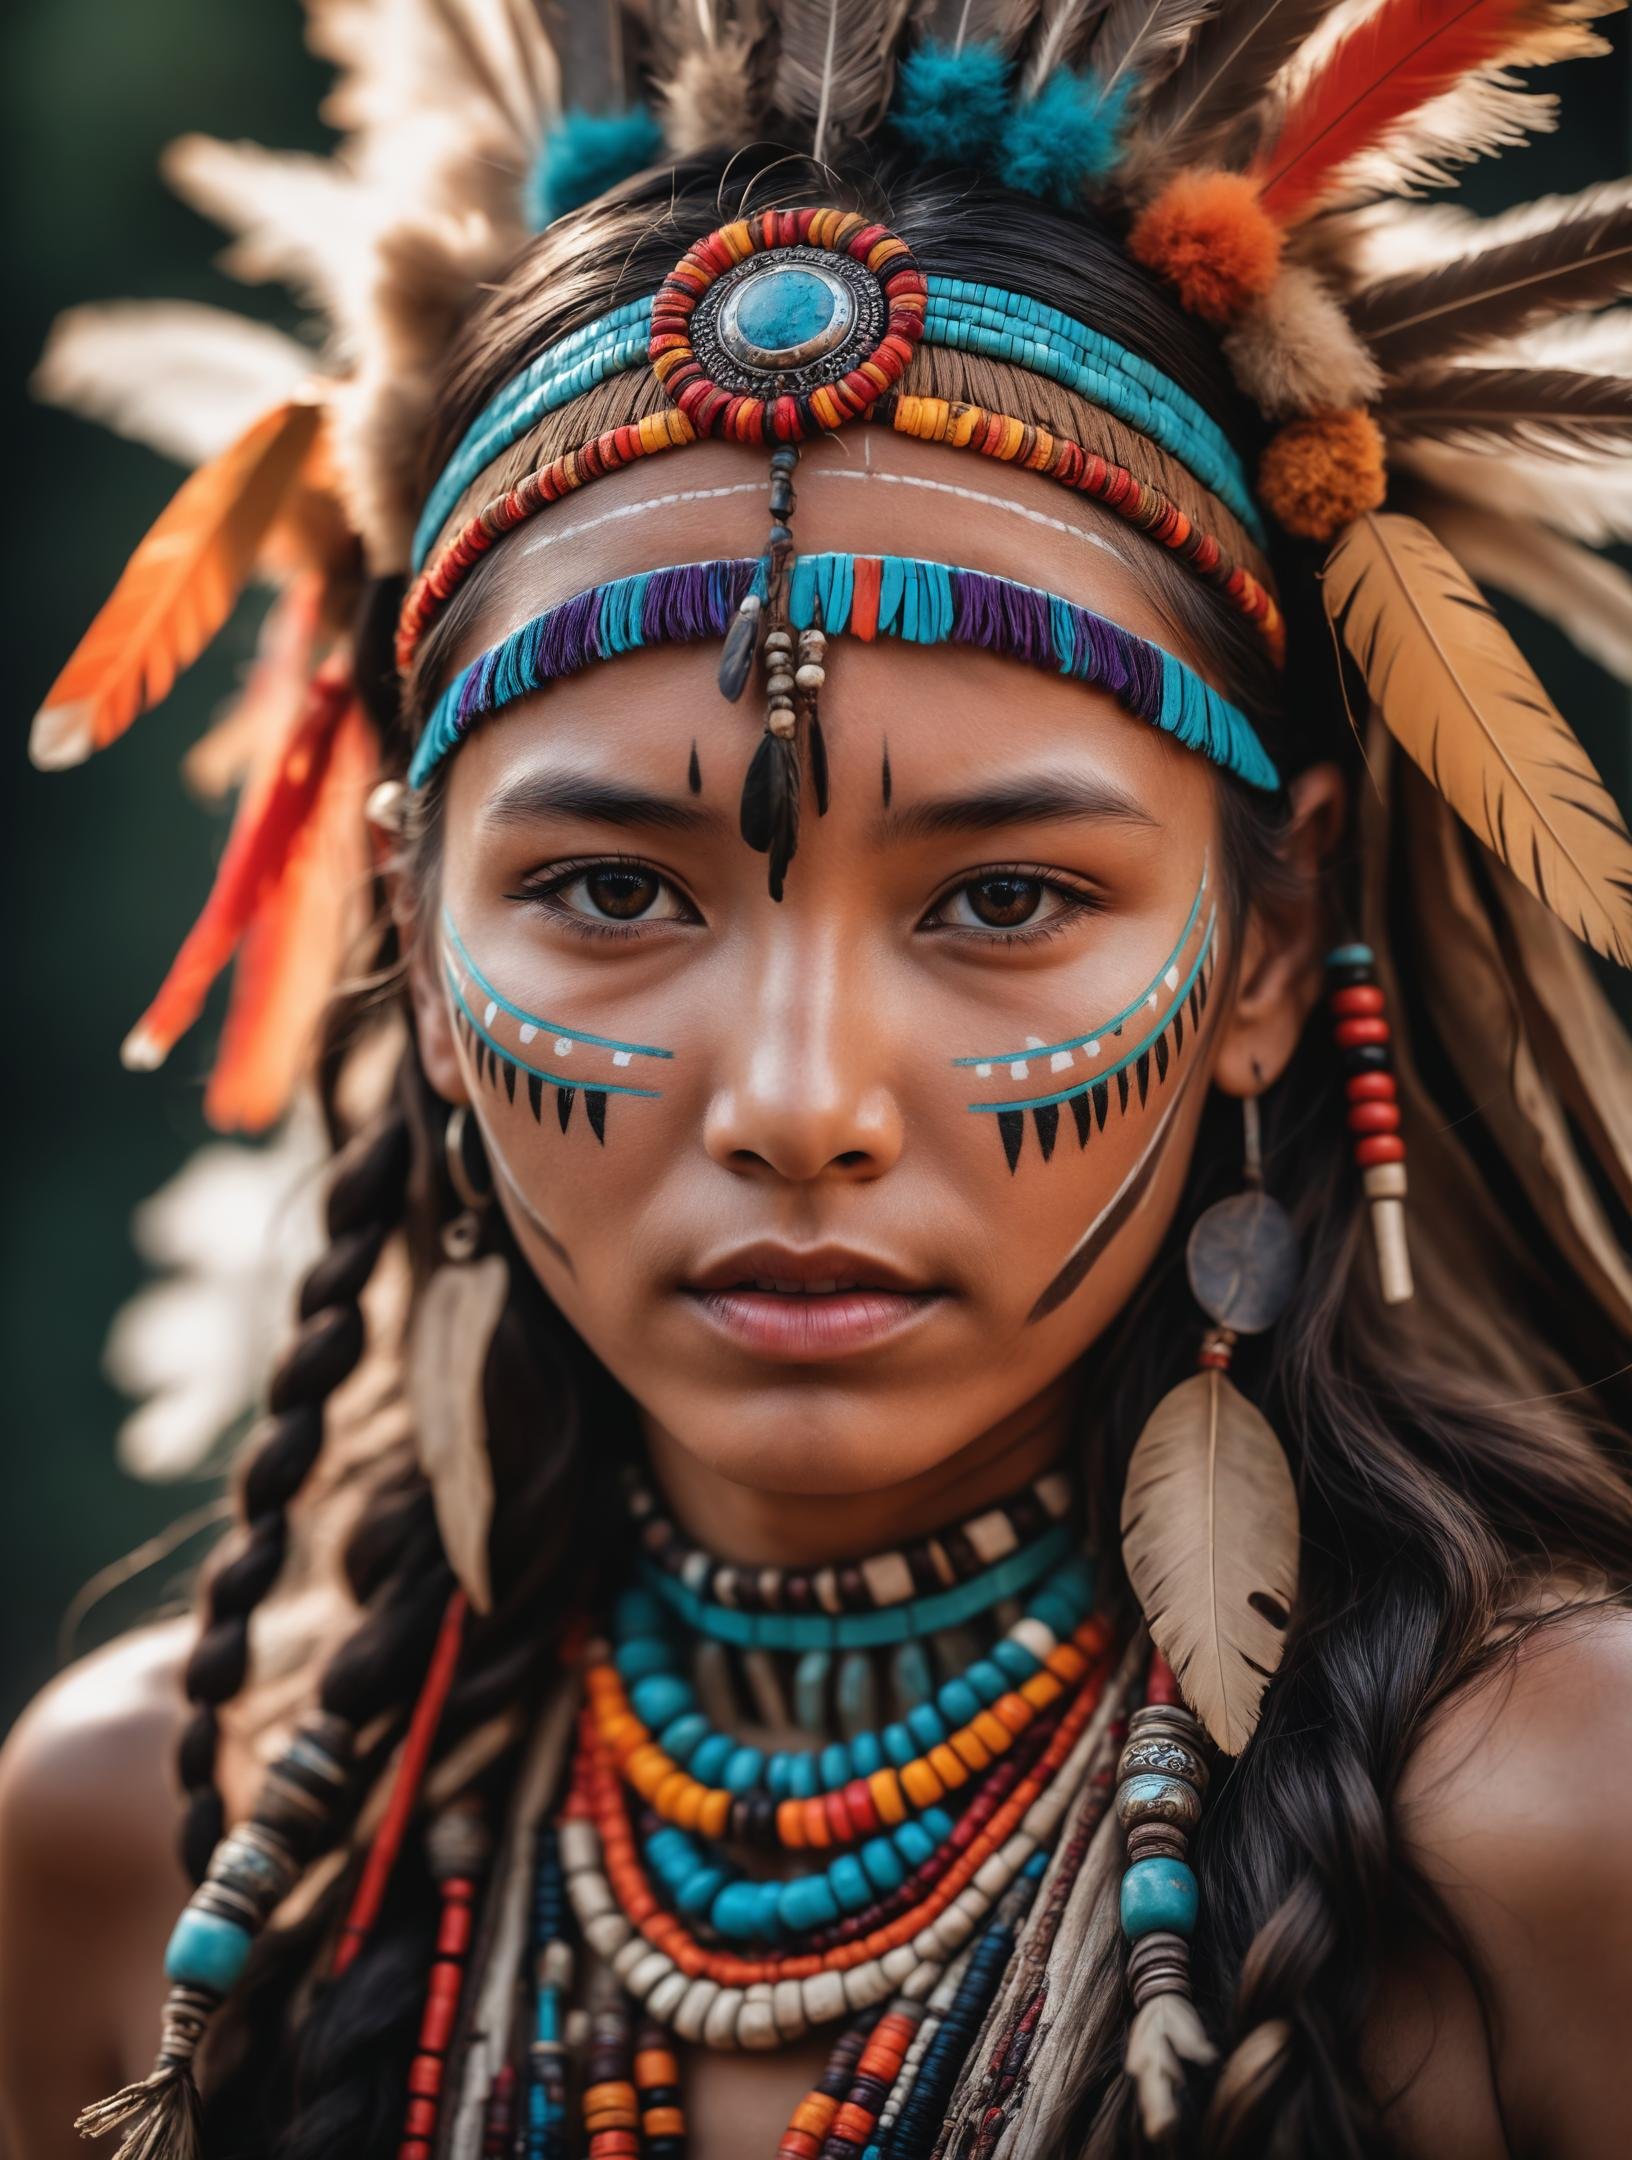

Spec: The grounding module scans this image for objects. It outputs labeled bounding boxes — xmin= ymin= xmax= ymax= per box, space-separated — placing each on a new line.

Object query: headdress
xmin=32 ymin=5 xmax=1632 ymax=2153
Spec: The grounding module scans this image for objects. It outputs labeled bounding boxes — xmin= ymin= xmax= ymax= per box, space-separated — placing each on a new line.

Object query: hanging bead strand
xmin=399 ymin=1804 xmax=490 ymax=2160
xmin=1326 ymin=941 xmax=1413 ymax=1304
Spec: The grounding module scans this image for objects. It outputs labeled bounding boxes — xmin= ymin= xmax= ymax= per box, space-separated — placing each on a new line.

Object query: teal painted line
xmin=953 ymin=858 xmax=1209 ymax=1068
xmin=969 ymin=912 xmax=1216 ymax=1114
xmin=641 ymin=1525 xmax=1080 ymax=1651
xmin=444 ymin=960 xmax=662 ymax=1099
xmin=442 ymin=911 xmax=674 ymax=1059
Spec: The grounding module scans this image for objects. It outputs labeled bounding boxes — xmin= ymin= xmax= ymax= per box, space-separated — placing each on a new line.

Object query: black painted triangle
xmin=557 ymin=1086 xmax=576 ymax=1134
xmin=1033 ymin=1104 xmax=1059 ymax=1161
xmin=1136 ymin=1050 xmax=1151 ymax=1106
xmin=1116 ymin=1067 xmax=1130 ymax=1114
xmin=586 ymin=1090 xmax=608 ymax=1145
xmin=1092 ymin=1079 xmax=1109 ymax=1132
xmin=1171 ymin=1008 xmax=1184 ymax=1058
xmin=1069 ymin=1091 xmax=1092 ymax=1147
xmin=998 ymin=1110 xmax=1024 ymax=1173
xmin=1153 ymin=1029 xmax=1169 ymax=1084
xmin=503 ymin=1056 xmax=518 ymax=1104
xmin=1188 ymin=983 xmax=1200 ymax=1029
xmin=688 ymin=740 xmax=702 ymax=794
xmin=527 ymin=1072 xmax=544 ymax=1122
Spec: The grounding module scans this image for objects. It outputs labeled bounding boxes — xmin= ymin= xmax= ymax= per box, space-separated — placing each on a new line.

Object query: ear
xmin=1212 ymin=763 xmax=1346 ymax=1099
xmin=372 ymin=797 xmax=470 ymax=1111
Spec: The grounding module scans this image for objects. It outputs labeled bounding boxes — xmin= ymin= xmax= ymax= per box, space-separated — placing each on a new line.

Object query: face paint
xmin=440 ymin=909 xmax=675 ymax=1144
xmin=951 ymin=860 xmax=1216 ymax=1172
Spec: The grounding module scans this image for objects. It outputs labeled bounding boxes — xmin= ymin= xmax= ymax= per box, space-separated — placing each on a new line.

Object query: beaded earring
xmin=1120 ymin=1094 xmax=1301 ymax=1756
xmin=411 ymin=1106 xmax=507 ymax=1614
xmin=1326 ymin=941 xmax=1414 ymax=1305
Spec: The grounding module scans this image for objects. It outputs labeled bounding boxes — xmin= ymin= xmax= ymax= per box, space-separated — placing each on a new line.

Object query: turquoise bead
xmin=734 ymin=266 xmax=837 ymax=355
xmin=830 ymin=1855 xmax=871 ymax=1913
xmin=613 ymin=1587 xmax=668 ymax=1638
xmin=1029 ymin=1592 xmax=1079 ymax=1640
xmin=631 ymin=1674 xmax=692 ymax=1729
xmin=713 ymin=1880 xmax=771 ymax=1939
xmin=723 ymin=1745 xmax=765 ymax=1794
xmin=906 ymin=1703 xmax=945 ymax=1752
xmin=882 ymin=1722 xmax=916 ymax=1768
xmin=859 ymin=1837 xmax=905 ymax=1893
xmin=920 ymin=1806 xmax=955 ymax=1845
xmin=690 ymin=1734 xmax=734 ymax=1785
xmin=891 ymin=1640 xmax=936 ymax=1709
xmin=778 ymin=1873 xmax=840 ymax=1931
xmin=819 ymin=1743 xmax=850 ymax=1790
xmin=164 ymin=1907 xmax=253 ymax=1992
xmin=788 ymin=1752 xmax=819 ymax=1800
xmin=676 ymin=1866 xmax=727 ymax=1917
xmin=849 ymin=1731 xmax=884 ymax=1777
xmin=766 ymin=1754 xmax=794 ymax=1799
xmin=992 ymin=1639 xmax=1038 ymax=1682
xmin=936 ymin=1677 xmax=981 ymax=1727
xmin=965 ymin=1659 xmax=1007 ymax=1705
xmin=895 ymin=1820 xmax=935 ymax=1868
xmin=614 ymin=1637 xmax=673 ymax=1683
xmin=658 ymin=1712 xmax=709 ymax=1764
xmin=1120 ymin=1858 xmax=1199 ymax=1941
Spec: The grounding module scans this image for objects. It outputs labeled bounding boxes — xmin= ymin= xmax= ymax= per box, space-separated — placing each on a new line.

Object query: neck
xmin=638 ymin=1377 xmax=1077 ymax=1569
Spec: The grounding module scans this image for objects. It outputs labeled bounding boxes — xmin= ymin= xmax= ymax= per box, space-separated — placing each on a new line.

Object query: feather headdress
xmin=29 ymin=0 xmax=1632 ymax=1118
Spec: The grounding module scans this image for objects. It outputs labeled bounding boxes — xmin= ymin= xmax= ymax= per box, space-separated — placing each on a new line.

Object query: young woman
xmin=4 ymin=6 xmax=1631 ymax=2157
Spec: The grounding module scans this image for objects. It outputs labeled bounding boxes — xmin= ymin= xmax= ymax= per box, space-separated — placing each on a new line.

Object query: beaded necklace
xmin=388 ymin=1480 xmax=1177 ymax=2159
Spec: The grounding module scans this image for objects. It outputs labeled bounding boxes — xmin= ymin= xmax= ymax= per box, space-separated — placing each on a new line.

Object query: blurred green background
xmin=0 ymin=4 xmax=1627 ymax=1738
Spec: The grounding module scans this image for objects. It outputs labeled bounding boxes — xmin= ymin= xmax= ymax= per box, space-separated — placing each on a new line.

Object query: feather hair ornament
xmin=1126 ymin=0 xmax=1356 ymax=183
xmin=648 ymin=0 xmax=767 ymax=157
xmin=920 ymin=0 xmax=1043 ymax=50
xmin=1223 ymin=259 xmax=1385 ymax=414
xmin=1422 ymin=493 xmax=1632 ymax=686
xmin=1322 ymin=511 xmax=1632 ymax=966
xmin=1078 ymin=0 xmax=1218 ymax=112
xmin=410 ymin=1251 xmax=508 ymax=1614
xmin=29 ymin=396 xmax=322 ymax=771
xmin=1380 ymin=361 xmax=1632 ymax=455
xmin=768 ymin=0 xmax=915 ymax=162
xmin=1120 ymin=1368 xmax=1300 ymax=1755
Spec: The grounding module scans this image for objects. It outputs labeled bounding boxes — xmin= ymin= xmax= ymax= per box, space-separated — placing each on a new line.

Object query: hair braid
xmin=176 ymin=1098 xmax=412 ymax=1882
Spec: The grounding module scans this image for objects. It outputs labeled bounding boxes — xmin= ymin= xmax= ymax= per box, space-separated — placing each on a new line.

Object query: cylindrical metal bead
xmin=1115 ymin=1773 xmax=1202 ymax=1833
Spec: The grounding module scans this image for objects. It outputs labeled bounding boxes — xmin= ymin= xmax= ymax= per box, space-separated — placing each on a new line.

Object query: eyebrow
xmin=876 ymin=773 xmax=1159 ymax=844
xmin=478 ymin=769 xmax=725 ymax=835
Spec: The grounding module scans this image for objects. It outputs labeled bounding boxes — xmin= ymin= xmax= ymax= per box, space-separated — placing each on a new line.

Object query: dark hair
xmin=191 ymin=149 xmax=1632 ymax=2160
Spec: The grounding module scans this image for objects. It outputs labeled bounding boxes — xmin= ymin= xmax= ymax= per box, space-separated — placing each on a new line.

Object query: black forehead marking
xmin=688 ymin=740 xmax=703 ymax=795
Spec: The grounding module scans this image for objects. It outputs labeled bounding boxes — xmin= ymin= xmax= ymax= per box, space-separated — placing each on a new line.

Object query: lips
xmin=681 ymin=1242 xmax=945 ymax=1359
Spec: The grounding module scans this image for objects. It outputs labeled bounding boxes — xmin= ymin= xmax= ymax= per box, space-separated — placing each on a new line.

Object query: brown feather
xmin=411 ymin=1253 xmax=508 ymax=1614
xmin=1321 ymin=511 xmax=1632 ymax=967
xmin=30 ymin=397 xmax=322 ymax=771
xmin=1399 ymin=763 xmax=1632 ymax=1327
xmin=769 ymin=0 xmax=914 ymax=161
xmin=1120 ymin=1368 xmax=1299 ymax=1756
xmin=1130 ymin=1 xmax=1350 ymax=180
xmin=1380 ymin=362 xmax=1632 ymax=456
xmin=1077 ymin=0 xmax=1214 ymax=111
xmin=1352 ymin=180 xmax=1632 ymax=373
xmin=921 ymin=0 xmax=1041 ymax=54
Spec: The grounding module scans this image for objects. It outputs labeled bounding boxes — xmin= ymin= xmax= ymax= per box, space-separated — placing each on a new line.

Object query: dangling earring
xmin=410 ymin=1105 xmax=508 ymax=1613
xmin=1116 ymin=1095 xmax=1301 ymax=2135
xmin=1120 ymin=1092 xmax=1301 ymax=1755
xmin=1325 ymin=942 xmax=1414 ymax=1305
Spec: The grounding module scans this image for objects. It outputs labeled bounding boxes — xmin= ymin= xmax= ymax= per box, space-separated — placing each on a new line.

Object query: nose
xmin=702 ymin=932 xmax=905 ymax=1184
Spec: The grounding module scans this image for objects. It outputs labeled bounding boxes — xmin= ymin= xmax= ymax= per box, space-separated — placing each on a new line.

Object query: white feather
xmin=32 ymin=303 xmax=316 ymax=468
xmin=1398 ymin=436 xmax=1632 ymax=545
xmin=1424 ymin=500 xmax=1632 ymax=687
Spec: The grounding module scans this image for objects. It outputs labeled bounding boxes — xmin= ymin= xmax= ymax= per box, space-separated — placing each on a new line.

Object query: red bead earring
xmin=1326 ymin=943 xmax=1413 ymax=1305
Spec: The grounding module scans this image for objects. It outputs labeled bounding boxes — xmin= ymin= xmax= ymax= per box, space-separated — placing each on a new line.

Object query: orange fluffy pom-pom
xmin=1257 ymin=409 xmax=1386 ymax=542
xmin=1128 ymin=171 xmax=1283 ymax=329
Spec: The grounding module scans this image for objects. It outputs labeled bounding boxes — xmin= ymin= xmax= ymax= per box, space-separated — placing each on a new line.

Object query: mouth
xmin=680 ymin=1243 xmax=947 ymax=1360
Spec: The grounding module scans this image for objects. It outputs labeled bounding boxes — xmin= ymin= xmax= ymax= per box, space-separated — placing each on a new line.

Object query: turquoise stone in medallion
xmin=719 ymin=261 xmax=855 ymax=368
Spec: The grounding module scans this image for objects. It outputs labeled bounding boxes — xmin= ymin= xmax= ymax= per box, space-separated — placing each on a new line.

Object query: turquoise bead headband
xmin=411 ymin=278 xmax=1262 ymax=571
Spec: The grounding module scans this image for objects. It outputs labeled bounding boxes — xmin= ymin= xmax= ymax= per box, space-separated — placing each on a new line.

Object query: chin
xmin=650 ymin=1386 xmax=961 ymax=1500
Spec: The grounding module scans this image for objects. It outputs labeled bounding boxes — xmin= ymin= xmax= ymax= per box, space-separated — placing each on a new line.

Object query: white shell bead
xmin=584 ymin=1911 xmax=633 ymax=1960
xmin=801 ymin=1970 xmax=847 ymax=2024
xmin=842 ymin=1963 xmax=893 ymax=2012
xmin=625 ymin=1948 xmax=674 ymax=1996
xmin=794 ymin=663 xmax=826 ymax=691
xmin=881 ymin=1944 xmax=920 ymax=1986
xmin=973 ymin=1851 xmax=1011 ymax=1897
xmin=738 ymin=1999 xmax=780 ymax=2051
xmin=673 ymin=1979 xmax=720 ymax=2043
xmin=558 ymin=1821 xmax=598 ymax=1872
xmin=772 ymin=1979 xmax=806 ymax=2040
xmin=1011 ymin=1618 xmax=1058 ymax=1665
xmin=703 ymin=1988 xmax=746 ymax=2050
xmin=647 ymin=1971 xmax=689 ymax=2023
xmin=902 ymin=1961 xmax=942 ymax=1999
xmin=569 ymin=1872 xmax=615 ymax=1920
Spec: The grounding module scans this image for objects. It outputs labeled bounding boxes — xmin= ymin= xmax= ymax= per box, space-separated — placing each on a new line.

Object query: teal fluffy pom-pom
xmin=998 ymin=69 xmax=1129 ymax=207
xmin=891 ymin=39 xmax=1012 ymax=165
xmin=527 ymin=107 xmax=665 ymax=230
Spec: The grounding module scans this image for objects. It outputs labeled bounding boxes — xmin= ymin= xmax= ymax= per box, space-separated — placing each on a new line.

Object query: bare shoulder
xmin=0 ymin=1622 xmax=193 ymax=2160
xmin=1395 ymin=1603 xmax=1632 ymax=2154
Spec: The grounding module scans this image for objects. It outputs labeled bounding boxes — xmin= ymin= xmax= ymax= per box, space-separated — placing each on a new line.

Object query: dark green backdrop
xmin=1 ymin=5 xmax=1627 ymax=1736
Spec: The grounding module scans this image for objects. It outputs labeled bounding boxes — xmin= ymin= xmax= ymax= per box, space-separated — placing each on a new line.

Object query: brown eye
xmin=583 ymin=868 xmax=662 ymax=919
xmin=963 ymin=875 xmax=1044 ymax=929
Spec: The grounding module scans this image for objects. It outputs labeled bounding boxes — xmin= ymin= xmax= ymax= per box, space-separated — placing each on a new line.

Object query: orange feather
xmin=204 ymin=696 xmax=376 ymax=1131
xmin=30 ymin=396 xmax=321 ymax=770
xmin=1251 ymin=0 xmax=1548 ymax=227
xmin=122 ymin=657 xmax=355 ymax=1081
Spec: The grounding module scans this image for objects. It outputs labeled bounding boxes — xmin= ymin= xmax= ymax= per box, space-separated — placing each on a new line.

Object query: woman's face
xmin=411 ymin=431 xmax=1310 ymax=1499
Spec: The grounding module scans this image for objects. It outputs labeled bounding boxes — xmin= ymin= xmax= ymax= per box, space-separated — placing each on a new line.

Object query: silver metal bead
xmin=1116 ymin=1773 xmax=1202 ymax=1833
xmin=1118 ymin=1733 xmax=1209 ymax=1795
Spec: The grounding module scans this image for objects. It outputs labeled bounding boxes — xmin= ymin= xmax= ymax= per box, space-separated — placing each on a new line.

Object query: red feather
xmin=1251 ymin=0 xmax=1550 ymax=226
xmin=29 ymin=397 xmax=321 ymax=770
xmin=122 ymin=656 xmax=357 ymax=1087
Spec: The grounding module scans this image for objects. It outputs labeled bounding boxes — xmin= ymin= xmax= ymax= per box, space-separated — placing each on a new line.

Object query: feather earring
xmin=1120 ymin=1095 xmax=1301 ymax=1757
xmin=1321 ymin=510 xmax=1632 ymax=966
xmin=409 ymin=1107 xmax=508 ymax=1615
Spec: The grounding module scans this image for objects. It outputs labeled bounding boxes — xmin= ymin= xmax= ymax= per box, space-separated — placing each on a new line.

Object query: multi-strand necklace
xmin=395 ymin=1469 xmax=1145 ymax=2160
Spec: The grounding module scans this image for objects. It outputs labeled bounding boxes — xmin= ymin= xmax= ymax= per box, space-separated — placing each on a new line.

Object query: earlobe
xmin=1211 ymin=762 xmax=1346 ymax=1099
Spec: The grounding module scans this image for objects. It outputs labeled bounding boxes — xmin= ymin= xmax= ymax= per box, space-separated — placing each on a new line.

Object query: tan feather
xmin=1421 ymin=496 xmax=1632 ymax=686
xmin=1078 ymin=0 xmax=1215 ymax=109
xmin=32 ymin=302 xmax=315 ymax=469
xmin=1399 ymin=764 xmax=1632 ymax=1328
xmin=1321 ymin=511 xmax=1632 ymax=966
xmin=30 ymin=397 xmax=322 ymax=771
xmin=410 ymin=1253 xmax=508 ymax=1613
xmin=1126 ymin=1991 xmax=1218 ymax=2140
xmin=162 ymin=135 xmax=371 ymax=323
xmin=920 ymin=0 xmax=1042 ymax=53
xmin=1120 ymin=1368 xmax=1299 ymax=1756
xmin=1222 ymin=261 xmax=1384 ymax=416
